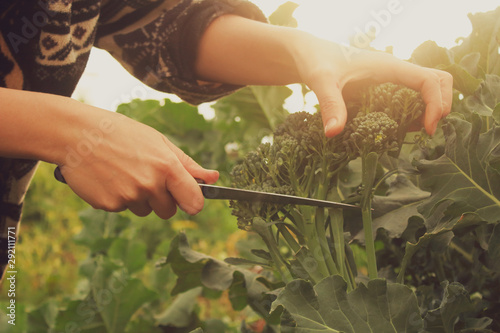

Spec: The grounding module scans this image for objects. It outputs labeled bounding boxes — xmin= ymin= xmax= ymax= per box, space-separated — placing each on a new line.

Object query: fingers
xmin=165 ymin=139 xmax=219 ymax=184
xmin=149 ymin=189 xmax=178 ymax=220
xmin=391 ymin=62 xmax=453 ymax=135
xmin=131 ymin=138 xmax=219 ymax=219
xmin=128 ymin=201 xmax=153 ymax=217
xmin=309 ymin=77 xmax=348 ymax=137
xmin=420 ymin=70 xmax=453 ymax=135
xmin=158 ymin=136 xmax=219 ymax=216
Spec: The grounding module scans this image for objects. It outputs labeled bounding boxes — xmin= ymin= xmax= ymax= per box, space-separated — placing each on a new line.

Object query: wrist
xmin=45 ymin=98 xmax=117 ymax=167
xmin=0 ymin=88 xmax=116 ymax=166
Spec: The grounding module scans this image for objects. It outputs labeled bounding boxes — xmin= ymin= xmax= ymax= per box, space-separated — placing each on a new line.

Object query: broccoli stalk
xmin=229 ymin=83 xmax=425 ymax=285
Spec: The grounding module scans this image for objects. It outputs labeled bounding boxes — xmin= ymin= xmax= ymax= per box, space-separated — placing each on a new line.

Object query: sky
xmin=73 ymin=0 xmax=500 ymax=112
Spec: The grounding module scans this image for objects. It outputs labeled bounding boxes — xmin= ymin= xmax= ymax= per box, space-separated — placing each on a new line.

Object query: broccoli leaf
xmin=271 ymin=275 xmax=423 ymax=332
xmin=268 ymin=1 xmax=299 ymax=27
xmin=465 ymin=74 xmax=500 ymax=117
xmin=354 ymin=175 xmax=429 ymax=242
xmin=415 ymin=114 xmax=500 ymax=225
xmin=397 ymin=114 xmax=500 ymax=282
xmin=165 ymin=233 xmax=280 ymax=323
xmin=410 ymin=40 xmax=482 ymax=96
xmin=487 ymin=224 xmax=500 ymax=272
xmin=155 ymin=287 xmax=202 ymax=328
xmin=452 ymin=7 xmax=500 ymax=76
xmin=423 ymin=282 xmax=475 ymax=333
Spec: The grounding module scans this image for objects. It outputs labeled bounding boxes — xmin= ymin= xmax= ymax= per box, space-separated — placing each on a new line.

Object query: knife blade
xmin=198 ymin=183 xmax=361 ymax=210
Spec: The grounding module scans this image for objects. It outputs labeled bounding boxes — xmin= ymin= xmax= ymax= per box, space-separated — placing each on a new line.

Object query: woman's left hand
xmin=195 ymin=15 xmax=453 ymax=137
xmin=290 ymin=37 xmax=453 ymax=136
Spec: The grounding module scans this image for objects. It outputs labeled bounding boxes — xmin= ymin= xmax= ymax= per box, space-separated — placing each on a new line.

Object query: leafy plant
xmin=6 ymin=5 xmax=500 ymax=333
xmin=162 ymin=6 xmax=500 ymax=333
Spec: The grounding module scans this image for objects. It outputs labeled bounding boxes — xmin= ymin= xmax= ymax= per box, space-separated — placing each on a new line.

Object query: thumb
xmin=314 ymin=82 xmax=348 ymax=137
xmin=165 ymin=140 xmax=219 ymax=184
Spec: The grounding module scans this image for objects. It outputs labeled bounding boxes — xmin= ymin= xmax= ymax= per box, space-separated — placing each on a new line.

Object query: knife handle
xmin=54 ymin=166 xmax=66 ymax=184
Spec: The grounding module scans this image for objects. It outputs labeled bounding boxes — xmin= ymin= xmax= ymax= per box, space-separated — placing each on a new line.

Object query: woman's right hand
xmin=57 ymin=110 xmax=219 ymax=219
xmin=0 ymin=87 xmax=217 ymax=219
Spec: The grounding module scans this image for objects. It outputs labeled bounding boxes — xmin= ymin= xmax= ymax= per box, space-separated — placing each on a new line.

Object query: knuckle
xmin=440 ymin=71 xmax=453 ymax=83
xmin=92 ymin=199 xmax=125 ymax=213
xmin=162 ymin=158 xmax=182 ymax=183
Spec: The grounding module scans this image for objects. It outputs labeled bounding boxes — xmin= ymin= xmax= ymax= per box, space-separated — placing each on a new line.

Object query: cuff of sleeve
xmin=163 ymin=0 xmax=267 ymax=105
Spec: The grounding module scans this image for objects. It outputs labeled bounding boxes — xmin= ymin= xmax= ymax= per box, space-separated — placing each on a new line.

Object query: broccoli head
xmin=342 ymin=111 xmax=399 ymax=158
xmin=229 ymin=84 xmax=425 ymax=230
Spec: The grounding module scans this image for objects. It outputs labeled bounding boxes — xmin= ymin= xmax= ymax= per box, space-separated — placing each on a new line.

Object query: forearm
xmin=195 ymin=14 xmax=452 ymax=137
xmin=195 ymin=15 xmax=306 ymax=86
xmin=0 ymin=87 xmax=112 ymax=165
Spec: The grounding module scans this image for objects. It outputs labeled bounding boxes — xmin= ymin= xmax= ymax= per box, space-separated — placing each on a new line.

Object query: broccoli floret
xmin=229 ymin=83 xmax=424 ymax=230
xmin=367 ymin=83 xmax=425 ymax=145
xmin=342 ymin=112 xmax=399 ymax=158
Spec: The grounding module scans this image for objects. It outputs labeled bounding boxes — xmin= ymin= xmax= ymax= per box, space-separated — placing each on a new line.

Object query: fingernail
xmin=325 ymin=118 xmax=338 ymax=135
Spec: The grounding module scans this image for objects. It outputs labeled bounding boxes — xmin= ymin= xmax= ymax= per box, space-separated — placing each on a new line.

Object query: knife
xmin=54 ymin=167 xmax=360 ymax=210
xmin=198 ymin=183 xmax=360 ymax=210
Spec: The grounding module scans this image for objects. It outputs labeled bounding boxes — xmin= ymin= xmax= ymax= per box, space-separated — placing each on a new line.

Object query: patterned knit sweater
xmin=0 ymin=0 xmax=265 ymax=280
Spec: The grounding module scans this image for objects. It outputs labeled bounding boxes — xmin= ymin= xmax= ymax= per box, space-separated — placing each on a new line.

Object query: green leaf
xmin=493 ymin=102 xmax=500 ymax=124
xmin=415 ymin=114 xmax=500 ymax=224
xmin=228 ymin=271 xmax=248 ymax=311
xmin=411 ymin=40 xmax=453 ymax=68
xmin=189 ymin=329 xmax=204 ymax=333
xmin=27 ymin=301 xmax=58 ymax=333
xmin=397 ymin=206 xmax=486 ymax=283
xmin=203 ymin=319 xmax=229 ymax=333
xmin=108 ymin=238 xmax=148 ymax=274
xmin=487 ymin=224 xmax=500 ymax=272
xmin=452 ymin=7 xmax=500 ymax=76
xmin=424 ymin=281 xmax=474 ymax=333
xmin=355 ymin=175 xmax=430 ymax=241
xmin=268 ymin=1 xmax=299 ymax=27
xmin=398 ymin=115 xmax=500 ymax=281
xmin=75 ymin=209 xmax=131 ymax=254
xmin=441 ymin=63 xmax=483 ymax=96
xmin=213 ymin=85 xmax=291 ymax=134
xmin=54 ymin=298 xmax=107 ymax=333
xmin=271 ymin=275 xmax=423 ymax=332
xmin=117 ymin=99 xmax=209 ymax=135
xmin=459 ymin=52 xmax=481 ymax=77
xmin=293 ymin=246 xmax=329 ymax=282
xmin=89 ymin=257 xmax=158 ymax=333
xmin=166 ymin=233 xmax=236 ymax=294
xmin=165 ymin=233 xmax=280 ymax=323
xmin=251 ymin=249 xmax=273 ymax=261
xmin=465 ymin=75 xmax=500 ymax=116
xmin=155 ymin=287 xmax=202 ymax=327
xmin=224 ymin=257 xmax=270 ymax=267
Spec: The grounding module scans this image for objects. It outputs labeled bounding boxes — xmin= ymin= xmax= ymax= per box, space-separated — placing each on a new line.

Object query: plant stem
xmin=277 ymin=224 xmax=300 ymax=253
xmin=315 ymin=207 xmax=338 ymax=276
xmin=329 ymin=208 xmax=346 ymax=278
xmin=362 ymin=204 xmax=378 ymax=280
xmin=361 ymin=152 xmax=379 ymax=280
xmin=252 ymin=218 xmax=292 ymax=283
xmin=302 ymin=207 xmax=330 ymax=279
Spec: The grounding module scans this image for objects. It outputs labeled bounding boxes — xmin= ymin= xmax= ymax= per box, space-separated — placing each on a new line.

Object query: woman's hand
xmin=195 ymin=15 xmax=453 ymax=137
xmin=289 ymin=36 xmax=453 ymax=137
xmin=0 ymin=88 xmax=218 ymax=219
xmin=57 ymin=111 xmax=219 ymax=219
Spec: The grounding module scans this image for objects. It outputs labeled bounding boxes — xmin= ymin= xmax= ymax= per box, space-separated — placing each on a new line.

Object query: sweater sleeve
xmin=94 ymin=0 xmax=267 ymax=105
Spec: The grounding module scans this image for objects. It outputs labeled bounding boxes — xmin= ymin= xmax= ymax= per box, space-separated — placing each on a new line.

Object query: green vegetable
xmin=229 ymin=83 xmax=426 ymax=285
